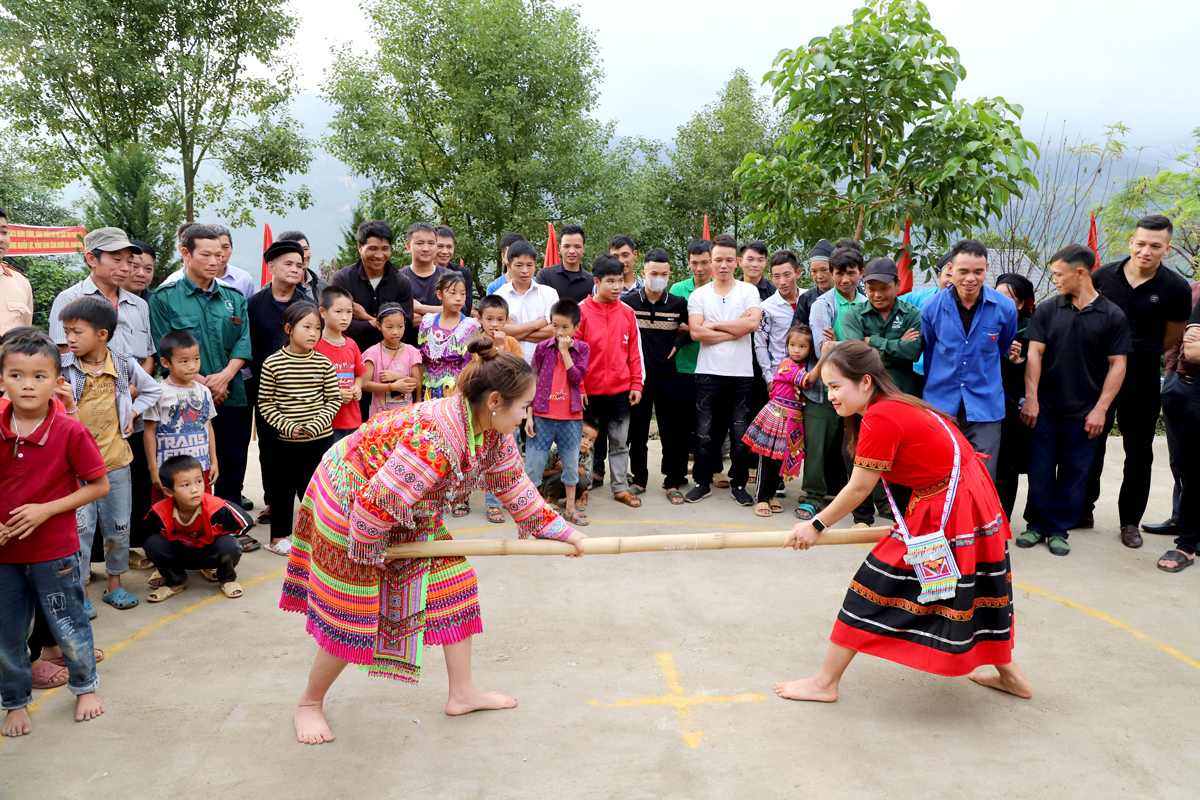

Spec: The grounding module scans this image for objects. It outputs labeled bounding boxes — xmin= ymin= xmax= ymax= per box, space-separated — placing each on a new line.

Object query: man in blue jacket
xmin=921 ymin=239 xmax=1017 ymax=483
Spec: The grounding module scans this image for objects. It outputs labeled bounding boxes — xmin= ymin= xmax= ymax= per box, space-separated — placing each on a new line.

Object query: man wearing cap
xmin=149 ymin=223 xmax=253 ymax=509
xmin=842 ymin=257 xmax=923 ymax=394
xmin=246 ymin=240 xmax=312 ymax=522
xmin=792 ymin=238 xmax=836 ymax=328
xmin=49 ymin=227 xmax=156 ymax=374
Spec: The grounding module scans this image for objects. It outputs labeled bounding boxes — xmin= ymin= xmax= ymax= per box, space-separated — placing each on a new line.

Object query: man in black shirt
xmin=622 ymin=249 xmax=691 ymax=502
xmin=536 ymin=224 xmax=594 ymax=303
xmin=1017 ymin=245 xmax=1132 ymax=557
xmin=1082 ymin=215 xmax=1191 ymax=547
xmin=792 ymin=239 xmax=835 ymax=327
xmin=397 ymin=222 xmax=445 ymax=330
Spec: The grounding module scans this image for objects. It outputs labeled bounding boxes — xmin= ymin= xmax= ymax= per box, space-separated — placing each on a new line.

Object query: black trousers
xmin=128 ymin=434 xmax=153 ymax=548
xmin=266 ymin=436 xmax=332 ymax=542
xmin=629 ymin=372 xmax=690 ymax=490
xmin=756 ymin=455 xmax=784 ymax=503
xmin=144 ymin=533 xmax=242 ymax=587
xmin=211 ymin=404 xmax=252 ymax=507
xmin=1082 ymin=358 xmax=1161 ymax=527
xmin=1161 ymin=372 xmax=1191 ymax=523
xmin=693 ymin=374 xmax=753 ymax=488
xmin=255 ymin=407 xmax=280 ymax=509
xmin=1174 ymin=380 xmax=1200 ymax=554
xmin=996 ymin=399 xmax=1030 ymax=522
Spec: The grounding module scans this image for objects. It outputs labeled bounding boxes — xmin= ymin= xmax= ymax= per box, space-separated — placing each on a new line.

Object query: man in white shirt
xmin=685 ymin=233 xmax=762 ymax=505
xmin=496 ymin=240 xmax=557 ymax=362
xmin=756 ymin=250 xmax=802 ymax=381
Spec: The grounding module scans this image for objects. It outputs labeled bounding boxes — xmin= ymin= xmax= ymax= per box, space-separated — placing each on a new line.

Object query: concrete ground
xmin=2 ymin=437 xmax=1198 ymax=800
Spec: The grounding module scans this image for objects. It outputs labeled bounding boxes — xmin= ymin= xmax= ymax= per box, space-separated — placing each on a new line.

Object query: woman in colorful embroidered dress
xmin=419 ymin=272 xmax=481 ymax=401
xmin=777 ymin=341 xmax=1032 ymax=702
xmin=744 ymin=324 xmax=811 ymax=517
xmin=281 ymin=337 xmax=587 ymax=744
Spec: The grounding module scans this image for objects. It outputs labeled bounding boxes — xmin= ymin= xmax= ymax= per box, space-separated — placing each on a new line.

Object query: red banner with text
xmin=7 ymin=224 xmax=87 ymax=256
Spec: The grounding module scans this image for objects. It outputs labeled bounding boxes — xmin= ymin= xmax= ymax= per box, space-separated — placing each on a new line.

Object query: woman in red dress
xmin=777 ymin=341 xmax=1033 ymax=702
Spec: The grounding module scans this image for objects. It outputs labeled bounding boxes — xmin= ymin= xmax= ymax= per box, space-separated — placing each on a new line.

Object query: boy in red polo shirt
xmin=0 ymin=329 xmax=109 ymax=738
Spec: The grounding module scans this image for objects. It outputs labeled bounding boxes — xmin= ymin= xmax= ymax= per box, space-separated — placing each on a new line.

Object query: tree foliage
xmin=0 ymin=0 xmax=313 ymax=225
xmin=738 ymin=0 xmax=1038 ymax=268
xmin=1101 ymin=129 xmax=1200 ymax=279
xmin=324 ymin=0 xmax=629 ymax=285
xmin=81 ymin=143 xmax=185 ymax=285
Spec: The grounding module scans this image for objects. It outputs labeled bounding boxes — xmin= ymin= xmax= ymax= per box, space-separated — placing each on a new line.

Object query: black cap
xmin=264 ymin=241 xmax=305 ymax=263
xmin=808 ymin=239 xmax=834 ymax=263
xmin=863 ymin=257 xmax=898 ymax=283
xmin=995 ymin=273 xmax=1035 ymax=301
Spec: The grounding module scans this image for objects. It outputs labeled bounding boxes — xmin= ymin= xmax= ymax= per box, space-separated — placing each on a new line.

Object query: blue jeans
xmin=77 ymin=464 xmax=132 ymax=579
xmin=0 ymin=554 xmax=99 ymax=710
xmin=1024 ymin=411 xmax=1100 ymax=540
xmin=524 ymin=417 xmax=584 ymax=487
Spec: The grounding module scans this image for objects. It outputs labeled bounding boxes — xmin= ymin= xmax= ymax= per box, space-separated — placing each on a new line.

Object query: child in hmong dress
xmin=744 ymin=325 xmax=811 ymax=517
xmin=281 ymin=339 xmax=586 ymax=745
xmin=419 ymin=272 xmax=481 ymax=401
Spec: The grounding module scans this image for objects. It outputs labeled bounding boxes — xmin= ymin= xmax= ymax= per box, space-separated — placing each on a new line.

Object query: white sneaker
xmin=267 ymin=538 xmax=292 ymax=556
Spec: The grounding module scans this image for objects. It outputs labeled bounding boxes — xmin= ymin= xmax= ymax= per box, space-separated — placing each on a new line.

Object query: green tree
xmin=643 ymin=70 xmax=786 ymax=271
xmin=0 ymin=0 xmax=313 ymax=225
xmin=81 ymin=143 xmax=184 ymax=286
xmin=323 ymin=0 xmax=620 ymax=285
xmin=737 ymin=0 xmax=1038 ymax=267
xmin=1101 ymin=129 xmax=1200 ymax=278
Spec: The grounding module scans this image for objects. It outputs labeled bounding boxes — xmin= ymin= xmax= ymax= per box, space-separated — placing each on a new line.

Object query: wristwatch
xmin=811 ymin=516 xmax=827 ymax=532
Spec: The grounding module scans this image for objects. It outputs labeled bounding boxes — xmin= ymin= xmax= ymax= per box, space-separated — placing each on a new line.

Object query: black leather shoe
xmin=1074 ymin=516 xmax=1094 ymax=529
xmin=1120 ymin=525 xmax=1143 ymax=549
xmin=1142 ymin=519 xmax=1180 ymax=536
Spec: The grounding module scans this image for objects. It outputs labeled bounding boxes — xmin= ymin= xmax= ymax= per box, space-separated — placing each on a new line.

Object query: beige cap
xmin=83 ymin=227 xmax=143 ymax=255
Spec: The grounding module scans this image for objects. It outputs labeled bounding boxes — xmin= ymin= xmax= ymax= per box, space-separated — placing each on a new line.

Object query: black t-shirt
xmin=1092 ymin=258 xmax=1191 ymax=356
xmin=536 ymin=264 xmax=594 ymax=304
xmin=398 ymin=266 xmax=447 ymax=307
xmin=951 ymin=285 xmax=978 ymax=334
xmin=793 ymin=285 xmax=824 ymax=327
xmin=1027 ymin=294 xmax=1133 ymax=418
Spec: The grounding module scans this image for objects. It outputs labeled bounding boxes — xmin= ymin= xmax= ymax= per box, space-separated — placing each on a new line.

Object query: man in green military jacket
xmin=842 ymin=257 xmax=923 ymax=394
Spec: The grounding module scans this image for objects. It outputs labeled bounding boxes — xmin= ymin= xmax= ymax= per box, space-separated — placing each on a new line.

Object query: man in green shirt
xmin=842 ymin=257 xmax=923 ymax=394
xmin=150 ymin=223 xmax=253 ymax=510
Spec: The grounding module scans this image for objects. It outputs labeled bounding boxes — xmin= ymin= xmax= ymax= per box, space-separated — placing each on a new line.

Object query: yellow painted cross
xmin=589 ymin=652 xmax=765 ymax=748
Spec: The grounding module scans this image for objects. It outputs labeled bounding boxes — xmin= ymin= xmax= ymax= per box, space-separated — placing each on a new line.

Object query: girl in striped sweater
xmin=258 ymin=303 xmax=341 ymax=556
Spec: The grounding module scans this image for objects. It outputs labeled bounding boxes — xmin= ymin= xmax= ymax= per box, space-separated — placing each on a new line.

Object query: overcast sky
xmin=288 ymin=0 xmax=1199 ymax=155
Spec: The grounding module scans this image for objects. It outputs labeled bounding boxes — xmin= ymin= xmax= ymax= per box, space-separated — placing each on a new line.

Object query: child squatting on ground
xmin=58 ymin=296 xmax=161 ymax=615
xmin=0 ymin=329 xmax=110 ymax=737
xmin=143 ymin=454 xmax=253 ymax=602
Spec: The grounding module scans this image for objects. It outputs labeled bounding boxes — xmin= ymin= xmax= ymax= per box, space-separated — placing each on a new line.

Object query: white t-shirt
xmin=688 ymin=281 xmax=762 ymax=378
xmin=494 ymin=280 xmax=559 ymax=362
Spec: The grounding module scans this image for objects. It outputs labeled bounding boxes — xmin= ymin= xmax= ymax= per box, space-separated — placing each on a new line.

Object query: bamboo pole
xmin=384 ymin=526 xmax=890 ymax=559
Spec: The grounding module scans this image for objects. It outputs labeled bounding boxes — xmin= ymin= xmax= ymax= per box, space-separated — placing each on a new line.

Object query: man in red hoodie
xmin=577 ymin=255 xmax=644 ymax=509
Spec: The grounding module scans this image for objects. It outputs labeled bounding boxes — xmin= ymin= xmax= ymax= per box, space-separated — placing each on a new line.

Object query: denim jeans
xmin=0 ymin=554 xmax=99 ymax=710
xmin=1024 ymin=411 xmax=1100 ymax=540
xmin=693 ymin=375 xmax=753 ymax=488
xmin=77 ymin=464 xmax=132 ymax=579
xmin=524 ymin=416 xmax=584 ymax=487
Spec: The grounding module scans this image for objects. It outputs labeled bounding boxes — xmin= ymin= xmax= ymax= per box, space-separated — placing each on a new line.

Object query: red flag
xmin=260 ymin=223 xmax=273 ymax=287
xmin=544 ymin=222 xmax=560 ymax=268
xmin=702 ymin=214 xmax=710 ymax=240
xmin=896 ymin=217 xmax=914 ymax=294
xmin=1088 ymin=213 xmax=1100 ymax=272
xmin=460 ymin=258 xmax=465 ymax=266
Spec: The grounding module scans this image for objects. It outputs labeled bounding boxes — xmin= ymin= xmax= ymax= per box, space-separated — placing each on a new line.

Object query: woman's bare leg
xmin=969 ymin=661 xmax=1034 ymax=698
xmin=443 ymin=636 xmax=518 ymax=716
xmin=775 ymin=642 xmax=856 ymax=702
xmin=295 ymin=648 xmax=349 ymax=744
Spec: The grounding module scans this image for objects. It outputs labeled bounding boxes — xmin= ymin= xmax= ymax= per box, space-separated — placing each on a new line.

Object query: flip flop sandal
xmin=256 ymin=508 xmax=271 ymax=524
xmin=754 ymin=502 xmax=773 ymax=518
xmin=200 ymin=569 xmax=220 ymax=582
xmin=238 ymin=534 xmax=261 ymax=552
xmin=148 ymin=570 xmax=165 ymax=588
xmin=666 ymin=489 xmax=685 ymax=505
xmin=629 ymin=485 xmax=646 ymax=496
xmin=32 ymin=661 xmax=69 ymax=690
xmin=769 ymin=499 xmax=784 ymax=514
xmin=714 ymin=474 xmax=731 ymax=489
xmin=102 ymin=588 xmax=139 ymax=610
xmin=794 ymin=502 xmax=817 ymax=521
xmin=147 ymin=584 xmax=187 ymax=603
xmin=267 ymin=539 xmax=292 ymax=556
xmin=566 ymin=510 xmax=590 ymax=527
xmin=613 ymin=491 xmax=642 ymax=508
xmin=48 ymin=648 xmax=104 ymax=667
xmin=1158 ymin=550 xmax=1196 ymax=573
xmin=452 ymin=503 xmax=471 ymax=517
xmin=128 ymin=553 xmax=155 ymax=570
xmin=486 ymin=508 xmax=505 ymax=524
xmin=220 ymin=582 xmax=244 ymax=598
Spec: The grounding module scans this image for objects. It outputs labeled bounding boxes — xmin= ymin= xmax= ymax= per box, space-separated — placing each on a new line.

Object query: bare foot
xmin=968 ymin=665 xmax=1034 ymax=699
xmin=75 ymin=693 xmax=105 ymax=722
xmin=774 ymin=676 xmax=838 ymax=702
xmin=3 ymin=708 xmax=32 ymax=737
xmin=295 ymin=702 xmax=335 ymax=744
xmin=445 ymin=690 xmax=518 ymax=716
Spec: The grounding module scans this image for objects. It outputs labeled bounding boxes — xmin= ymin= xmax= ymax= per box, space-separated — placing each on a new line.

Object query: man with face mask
xmin=622 ymin=248 xmax=691 ymax=503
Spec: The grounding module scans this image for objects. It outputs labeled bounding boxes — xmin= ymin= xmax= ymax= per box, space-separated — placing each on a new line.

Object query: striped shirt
xmin=49 ymin=276 xmax=155 ymax=360
xmin=257 ymin=347 xmax=341 ymax=440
